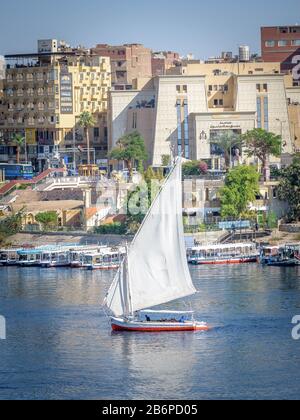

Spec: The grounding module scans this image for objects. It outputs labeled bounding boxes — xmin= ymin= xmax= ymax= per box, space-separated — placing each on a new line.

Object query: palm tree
xmin=12 ymin=133 xmax=26 ymax=164
xmin=78 ymin=111 xmax=96 ymax=166
xmin=212 ymin=131 xmax=242 ymax=171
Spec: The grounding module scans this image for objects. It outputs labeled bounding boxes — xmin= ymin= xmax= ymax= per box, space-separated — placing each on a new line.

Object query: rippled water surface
xmin=0 ymin=265 xmax=300 ymax=400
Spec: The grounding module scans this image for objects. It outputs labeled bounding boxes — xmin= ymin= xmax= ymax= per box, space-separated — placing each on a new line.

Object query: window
xmin=265 ymin=40 xmax=275 ymax=47
xmin=176 ymin=85 xmax=181 ymax=93
xmin=257 ymin=97 xmax=262 ymax=128
xmin=208 ymin=85 xmax=213 ymax=91
xmin=213 ymin=99 xmax=223 ymax=107
xmin=183 ymin=85 xmax=187 ymax=93
xmin=278 ymin=40 xmax=288 ymax=47
xmin=183 ymin=99 xmax=189 ymax=159
xmin=256 ymin=84 xmax=261 ymax=92
xmin=264 ymin=97 xmax=269 ymax=131
xmin=263 ymin=84 xmax=268 ymax=92
xmin=94 ymin=127 xmax=100 ymax=138
xmin=292 ymin=40 xmax=300 ymax=46
xmin=176 ymin=100 xmax=182 ymax=156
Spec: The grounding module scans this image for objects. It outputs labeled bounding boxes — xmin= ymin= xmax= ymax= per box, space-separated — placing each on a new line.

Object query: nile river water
xmin=0 ymin=264 xmax=300 ymax=400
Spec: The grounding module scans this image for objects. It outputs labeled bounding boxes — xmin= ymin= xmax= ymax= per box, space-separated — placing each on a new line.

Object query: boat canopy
xmin=189 ymin=243 xmax=256 ymax=251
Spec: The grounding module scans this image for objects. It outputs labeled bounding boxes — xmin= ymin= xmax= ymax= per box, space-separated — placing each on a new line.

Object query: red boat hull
xmin=111 ymin=319 xmax=210 ymax=333
xmin=191 ymin=258 xmax=257 ymax=265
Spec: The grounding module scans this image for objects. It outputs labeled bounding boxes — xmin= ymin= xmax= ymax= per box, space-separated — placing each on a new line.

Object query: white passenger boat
xmin=17 ymin=248 xmax=44 ymax=267
xmin=104 ymin=158 xmax=210 ymax=333
xmin=187 ymin=243 xmax=259 ymax=265
xmin=69 ymin=245 xmax=107 ymax=268
xmin=40 ymin=248 xmax=71 ymax=268
xmin=83 ymin=247 xmax=125 ymax=270
xmin=0 ymin=248 xmax=21 ymax=266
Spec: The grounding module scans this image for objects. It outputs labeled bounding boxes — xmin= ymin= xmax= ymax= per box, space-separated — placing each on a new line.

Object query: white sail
xmin=104 ymin=159 xmax=196 ymax=317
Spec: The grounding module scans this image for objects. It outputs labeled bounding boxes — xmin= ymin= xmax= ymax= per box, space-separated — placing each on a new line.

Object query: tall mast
xmin=125 ymin=244 xmax=133 ymax=318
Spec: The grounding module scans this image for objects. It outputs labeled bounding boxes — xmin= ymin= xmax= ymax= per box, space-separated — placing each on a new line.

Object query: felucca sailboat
xmin=104 ymin=159 xmax=209 ymax=332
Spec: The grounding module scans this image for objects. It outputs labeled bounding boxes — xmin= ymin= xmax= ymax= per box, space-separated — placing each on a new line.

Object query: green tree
xmin=278 ymin=158 xmax=300 ymax=221
xmin=35 ymin=211 xmax=58 ymax=231
xmin=220 ymin=165 xmax=260 ymax=219
xmin=0 ymin=209 xmax=24 ymax=244
xmin=242 ymin=129 xmax=282 ymax=182
xmin=78 ymin=111 xmax=96 ymax=165
xmin=109 ymin=131 xmax=148 ymax=177
xmin=212 ymin=131 xmax=242 ymax=171
xmin=12 ymin=133 xmax=26 ymax=164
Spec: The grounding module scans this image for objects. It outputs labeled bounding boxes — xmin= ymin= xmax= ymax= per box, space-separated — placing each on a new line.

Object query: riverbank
xmin=5 ymin=228 xmax=299 ymax=248
xmin=6 ymin=230 xmax=225 ymax=247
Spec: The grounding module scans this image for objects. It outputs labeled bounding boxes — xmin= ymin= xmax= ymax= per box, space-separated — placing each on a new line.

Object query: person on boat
xmin=145 ymin=315 xmax=151 ymax=322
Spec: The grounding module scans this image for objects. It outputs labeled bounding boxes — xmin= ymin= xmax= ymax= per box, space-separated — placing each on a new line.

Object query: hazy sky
xmin=0 ymin=0 xmax=299 ymax=59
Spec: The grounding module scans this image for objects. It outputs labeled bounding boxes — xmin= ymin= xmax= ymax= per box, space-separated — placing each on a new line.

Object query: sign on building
xmin=60 ymin=70 xmax=73 ymax=114
xmin=281 ymin=49 xmax=300 ymax=82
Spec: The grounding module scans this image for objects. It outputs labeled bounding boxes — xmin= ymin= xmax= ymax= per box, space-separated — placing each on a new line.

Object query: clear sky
xmin=0 ymin=0 xmax=299 ymax=59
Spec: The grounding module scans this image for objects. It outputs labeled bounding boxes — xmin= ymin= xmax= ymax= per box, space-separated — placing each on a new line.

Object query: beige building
xmin=285 ymin=75 xmax=300 ymax=152
xmin=91 ymin=43 xmax=152 ymax=88
xmin=109 ymin=62 xmax=293 ymax=168
xmin=0 ymin=40 xmax=111 ymax=170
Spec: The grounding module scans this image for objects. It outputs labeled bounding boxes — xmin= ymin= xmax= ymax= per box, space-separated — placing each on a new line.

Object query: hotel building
xmin=0 ymin=40 xmax=111 ymax=171
xmin=109 ymin=61 xmax=296 ymax=168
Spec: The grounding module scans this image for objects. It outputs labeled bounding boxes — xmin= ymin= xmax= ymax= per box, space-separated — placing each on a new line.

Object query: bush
xmin=182 ymin=161 xmax=208 ymax=176
xmin=94 ymin=223 xmax=127 ymax=235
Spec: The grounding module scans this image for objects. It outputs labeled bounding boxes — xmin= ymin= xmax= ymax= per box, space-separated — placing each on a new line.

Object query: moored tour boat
xmin=266 ymin=244 xmax=300 ymax=267
xmin=40 ymin=248 xmax=71 ymax=268
xmin=83 ymin=247 xmax=125 ymax=270
xmin=17 ymin=247 xmax=48 ymax=267
xmin=259 ymin=245 xmax=280 ymax=265
xmin=104 ymin=158 xmax=209 ymax=333
xmin=187 ymin=243 xmax=259 ymax=265
xmin=0 ymin=248 xmax=20 ymax=266
xmin=69 ymin=245 xmax=108 ymax=268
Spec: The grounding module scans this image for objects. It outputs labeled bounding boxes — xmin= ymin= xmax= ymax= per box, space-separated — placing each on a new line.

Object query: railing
xmin=35 ymin=176 xmax=114 ymax=191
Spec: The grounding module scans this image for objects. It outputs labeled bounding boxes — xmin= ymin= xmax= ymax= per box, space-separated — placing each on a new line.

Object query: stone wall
xmin=279 ymin=224 xmax=300 ymax=233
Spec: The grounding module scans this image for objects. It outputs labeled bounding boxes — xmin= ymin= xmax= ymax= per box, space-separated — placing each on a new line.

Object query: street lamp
xmin=276 ymin=119 xmax=287 ymax=151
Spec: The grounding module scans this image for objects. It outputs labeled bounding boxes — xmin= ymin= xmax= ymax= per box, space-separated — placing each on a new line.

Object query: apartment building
xmin=152 ymin=51 xmax=181 ymax=76
xmin=261 ymin=25 xmax=300 ymax=82
xmin=0 ymin=40 xmax=111 ymax=171
xmin=109 ymin=62 xmax=293 ymax=168
xmin=261 ymin=25 xmax=300 ymax=62
xmin=91 ymin=43 xmax=152 ymax=89
xmin=285 ymin=74 xmax=300 ymax=152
